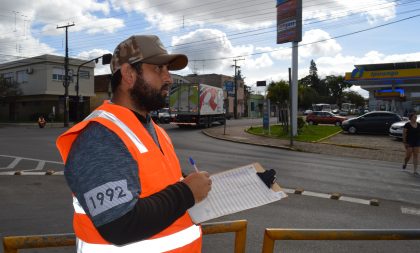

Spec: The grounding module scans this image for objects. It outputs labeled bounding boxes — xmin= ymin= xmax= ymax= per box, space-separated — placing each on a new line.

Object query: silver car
xmin=389 ymin=115 xmax=417 ymax=139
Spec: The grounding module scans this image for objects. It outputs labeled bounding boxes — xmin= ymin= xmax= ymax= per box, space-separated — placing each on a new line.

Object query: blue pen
xmin=188 ymin=157 xmax=200 ymax=173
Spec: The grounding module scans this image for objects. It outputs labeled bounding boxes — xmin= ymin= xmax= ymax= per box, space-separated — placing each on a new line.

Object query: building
xmin=0 ymin=55 xmax=250 ymax=122
xmin=247 ymin=94 xmax=264 ymax=118
xmin=345 ymin=61 xmax=420 ymax=115
xmin=92 ymin=74 xmax=112 ymax=111
xmin=0 ymin=54 xmax=95 ymax=122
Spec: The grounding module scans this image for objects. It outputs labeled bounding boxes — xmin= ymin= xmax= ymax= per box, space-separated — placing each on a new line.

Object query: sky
xmin=1 ymin=0 xmax=420 ymax=98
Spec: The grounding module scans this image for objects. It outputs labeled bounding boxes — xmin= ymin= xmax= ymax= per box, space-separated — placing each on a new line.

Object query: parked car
xmin=341 ymin=111 xmax=402 ymax=134
xmin=305 ymin=111 xmax=347 ymax=126
xmin=303 ymin=109 xmax=313 ymax=115
xmin=158 ymin=108 xmax=172 ymax=123
xmin=389 ymin=114 xmax=420 ymax=139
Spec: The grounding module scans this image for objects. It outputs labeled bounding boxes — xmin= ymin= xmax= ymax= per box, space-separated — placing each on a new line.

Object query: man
xmin=56 ymin=35 xmax=212 ymax=252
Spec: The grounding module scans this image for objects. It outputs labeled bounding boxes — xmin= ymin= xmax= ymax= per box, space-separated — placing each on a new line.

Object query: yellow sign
xmin=374 ymin=91 xmax=403 ymax=98
xmin=345 ymin=68 xmax=420 ymax=80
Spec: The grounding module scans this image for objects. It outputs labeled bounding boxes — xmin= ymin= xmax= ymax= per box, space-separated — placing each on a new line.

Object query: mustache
xmin=161 ymin=84 xmax=170 ymax=91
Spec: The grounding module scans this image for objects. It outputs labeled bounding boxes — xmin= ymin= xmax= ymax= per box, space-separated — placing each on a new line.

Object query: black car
xmin=341 ymin=111 xmax=402 ymax=134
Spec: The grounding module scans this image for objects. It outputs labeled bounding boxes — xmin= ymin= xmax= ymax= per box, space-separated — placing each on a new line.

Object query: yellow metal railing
xmin=261 ymin=228 xmax=420 ymax=253
xmin=202 ymin=219 xmax=247 ymax=253
xmin=2 ymin=220 xmax=247 ymax=253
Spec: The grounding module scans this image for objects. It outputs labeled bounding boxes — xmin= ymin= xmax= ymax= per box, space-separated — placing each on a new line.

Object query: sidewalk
xmin=0 ymin=122 xmax=73 ymax=128
xmin=202 ymin=125 xmax=405 ymax=164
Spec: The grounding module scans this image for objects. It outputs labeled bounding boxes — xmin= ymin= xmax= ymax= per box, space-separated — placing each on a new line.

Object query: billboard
xmin=276 ymin=0 xmax=302 ymax=44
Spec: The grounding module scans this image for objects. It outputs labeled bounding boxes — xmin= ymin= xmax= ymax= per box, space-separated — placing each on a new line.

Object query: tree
xmin=306 ymin=60 xmax=329 ymax=97
xmin=298 ymin=85 xmax=319 ymax=109
xmin=267 ymin=80 xmax=289 ymax=106
xmin=324 ymin=75 xmax=351 ymax=108
xmin=298 ymin=75 xmax=312 ymax=88
xmin=309 ymin=59 xmax=318 ymax=80
xmin=343 ymin=90 xmax=365 ymax=107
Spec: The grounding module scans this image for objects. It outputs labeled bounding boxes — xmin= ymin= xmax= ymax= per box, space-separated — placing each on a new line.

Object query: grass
xmin=247 ymin=124 xmax=342 ymax=142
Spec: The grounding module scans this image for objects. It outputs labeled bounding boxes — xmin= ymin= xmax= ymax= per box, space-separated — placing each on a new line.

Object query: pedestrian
xmin=402 ymin=112 xmax=420 ymax=175
xmin=56 ymin=35 xmax=212 ymax=252
xmin=37 ymin=115 xmax=46 ymax=128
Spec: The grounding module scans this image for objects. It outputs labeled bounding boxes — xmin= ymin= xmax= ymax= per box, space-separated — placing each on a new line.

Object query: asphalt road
xmin=1 ymin=120 xmax=420 ymax=252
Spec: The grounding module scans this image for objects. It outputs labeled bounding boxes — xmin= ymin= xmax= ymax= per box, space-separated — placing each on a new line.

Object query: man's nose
xmin=162 ymin=67 xmax=173 ymax=83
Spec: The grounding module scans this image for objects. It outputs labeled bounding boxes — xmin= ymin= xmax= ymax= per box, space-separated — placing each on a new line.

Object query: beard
xmin=129 ymin=75 xmax=168 ymax=112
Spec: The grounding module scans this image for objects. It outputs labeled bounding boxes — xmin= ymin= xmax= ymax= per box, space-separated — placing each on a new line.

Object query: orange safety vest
xmin=56 ymin=101 xmax=202 ymax=253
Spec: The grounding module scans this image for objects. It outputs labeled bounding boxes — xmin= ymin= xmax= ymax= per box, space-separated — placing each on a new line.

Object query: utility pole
xmin=57 ymin=23 xmax=75 ymax=127
xmin=232 ymin=58 xmax=244 ymax=119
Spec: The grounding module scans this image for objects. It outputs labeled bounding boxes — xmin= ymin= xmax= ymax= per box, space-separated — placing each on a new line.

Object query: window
xmin=52 ymin=68 xmax=65 ymax=81
xmin=2 ymin=72 xmax=14 ymax=83
xmin=79 ymin=70 xmax=90 ymax=79
xmin=16 ymin=70 xmax=28 ymax=83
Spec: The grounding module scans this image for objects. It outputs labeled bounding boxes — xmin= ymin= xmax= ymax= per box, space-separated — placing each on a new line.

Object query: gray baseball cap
xmin=110 ymin=35 xmax=188 ymax=74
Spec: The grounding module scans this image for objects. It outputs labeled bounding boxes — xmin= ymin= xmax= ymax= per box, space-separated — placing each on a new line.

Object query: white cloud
xmin=348 ymin=86 xmax=369 ymax=98
xmin=1 ymin=0 xmax=123 ymax=37
xmin=0 ymin=36 xmax=55 ymax=63
xmin=300 ymin=29 xmax=342 ymax=58
xmin=0 ymin=0 xmax=124 ymax=64
xmin=76 ymin=49 xmax=112 ymax=75
xmin=247 ymin=53 xmax=273 ymax=69
xmin=304 ymin=0 xmax=395 ymax=24
xmin=109 ymin=0 xmax=396 ymax=32
xmin=172 ymin=29 xmax=253 ymax=74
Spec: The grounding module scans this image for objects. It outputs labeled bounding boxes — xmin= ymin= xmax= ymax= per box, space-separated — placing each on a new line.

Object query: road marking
xmin=340 ymin=196 xmax=371 ymax=205
xmin=282 ymin=187 xmax=377 ymax=206
xmin=6 ymin=157 xmax=22 ymax=169
xmin=302 ymin=190 xmax=331 ymax=199
xmin=401 ymin=206 xmax=420 ymax=216
xmin=33 ymin=160 xmax=46 ymax=171
xmin=0 ymin=154 xmax=62 ymax=171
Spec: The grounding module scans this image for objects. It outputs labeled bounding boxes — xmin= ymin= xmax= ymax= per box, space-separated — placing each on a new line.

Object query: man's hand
xmin=182 ymin=171 xmax=212 ymax=203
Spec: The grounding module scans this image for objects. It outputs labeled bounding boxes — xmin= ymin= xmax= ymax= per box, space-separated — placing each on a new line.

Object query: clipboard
xmin=188 ymin=163 xmax=287 ymax=223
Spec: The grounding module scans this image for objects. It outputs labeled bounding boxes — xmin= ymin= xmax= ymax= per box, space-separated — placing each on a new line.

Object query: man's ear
xmin=120 ymin=63 xmax=136 ymax=89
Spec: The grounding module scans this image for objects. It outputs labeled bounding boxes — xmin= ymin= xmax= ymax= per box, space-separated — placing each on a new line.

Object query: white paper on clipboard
xmin=188 ymin=163 xmax=287 ymax=223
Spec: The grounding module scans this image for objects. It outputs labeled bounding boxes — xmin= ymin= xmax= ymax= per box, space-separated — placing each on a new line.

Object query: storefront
xmin=345 ymin=61 xmax=420 ymax=115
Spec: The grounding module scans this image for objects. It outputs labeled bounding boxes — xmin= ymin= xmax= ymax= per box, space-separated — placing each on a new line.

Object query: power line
xmin=0 ymin=1 xmax=418 ymax=63
xmin=2 ymin=0 xmax=413 ymax=49
xmin=187 ymin=12 xmax=420 ymax=61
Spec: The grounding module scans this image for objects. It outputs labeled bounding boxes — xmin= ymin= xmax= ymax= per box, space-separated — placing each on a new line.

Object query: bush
xmin=297 ymin=116 xmax=306 ymax=130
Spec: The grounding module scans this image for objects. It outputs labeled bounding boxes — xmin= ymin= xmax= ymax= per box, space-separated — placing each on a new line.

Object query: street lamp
xmin=75 ymin=53 xmax=112 ymax=121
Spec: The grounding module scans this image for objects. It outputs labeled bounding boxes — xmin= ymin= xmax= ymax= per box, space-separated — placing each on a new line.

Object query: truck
xmin=169 ymin=83 xmax=225 ymax=127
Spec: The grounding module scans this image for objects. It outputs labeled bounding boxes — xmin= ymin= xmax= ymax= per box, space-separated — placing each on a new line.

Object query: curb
xmin=316 ymin=142 xmax=379 ymax=150
xmin=5 ymin=170 xmax=63 ymax=176
xmin=243 ymin=126 xmax=379 ymax=151
xmin=201 ymin=129 xmax=299 ymax=151
xmin=282 ymin=187 xmax=380 ymax=206
xmin=314 ymin=129 xmax=343 ymax=143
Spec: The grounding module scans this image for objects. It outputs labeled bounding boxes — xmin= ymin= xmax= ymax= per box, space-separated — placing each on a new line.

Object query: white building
xmin=0 ymin=54 xmax=95 ymax=121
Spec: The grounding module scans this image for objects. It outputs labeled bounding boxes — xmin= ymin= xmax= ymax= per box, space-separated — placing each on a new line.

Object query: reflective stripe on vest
xmin=84 ymin=110 xmax=148 ymax=153
xmin=76 ymin=224 xmax=201 ymax=253
xmin=73 ymin=196 xmax=86 ymax=214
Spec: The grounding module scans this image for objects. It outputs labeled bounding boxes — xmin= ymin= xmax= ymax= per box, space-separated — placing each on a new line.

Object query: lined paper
xmin=188 ymin=163 xmax=287 ymax=223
